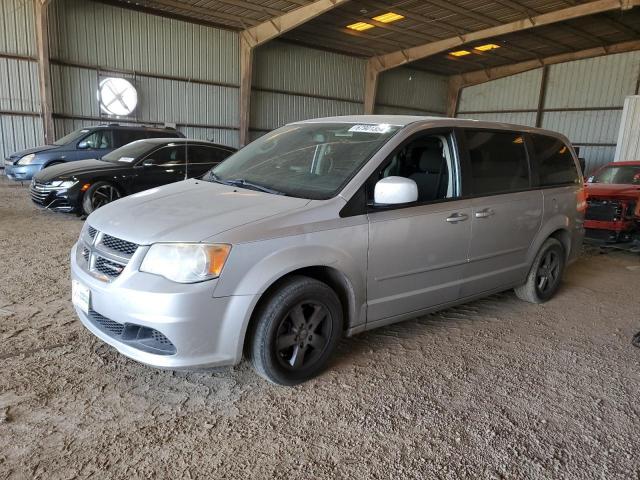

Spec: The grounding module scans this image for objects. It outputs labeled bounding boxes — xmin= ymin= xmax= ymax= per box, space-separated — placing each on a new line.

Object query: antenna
xmin=183 ymin=79 xmax=190 ymax=181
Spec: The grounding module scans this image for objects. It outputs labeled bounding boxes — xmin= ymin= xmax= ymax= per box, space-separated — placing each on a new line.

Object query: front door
xmin=366 ymin=130 xmax=472 ymax=325
xmin=459 ymin=129 xmax=543 ymax=297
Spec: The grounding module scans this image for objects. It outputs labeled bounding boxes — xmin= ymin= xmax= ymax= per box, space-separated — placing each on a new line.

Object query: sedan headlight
xmin=140 ymin=243 xmax=231 ymax=283
xmin=17 ymin=154 xmax=36 ymax=165
xmin=50 ymin=180 xmax=77 ymax=189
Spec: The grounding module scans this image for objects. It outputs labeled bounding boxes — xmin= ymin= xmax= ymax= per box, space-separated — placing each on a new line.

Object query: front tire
xmin=82 ymin=181 xmax=121 ymax=215
xmin=515 ymin=238 xmax=565 ymax=304
xmin=248 ymin=276 xmax=343 ymax=386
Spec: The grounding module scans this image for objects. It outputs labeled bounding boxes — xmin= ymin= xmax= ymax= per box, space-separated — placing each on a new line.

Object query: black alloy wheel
xmin=275 ymin=301 xmax=332 ymax=371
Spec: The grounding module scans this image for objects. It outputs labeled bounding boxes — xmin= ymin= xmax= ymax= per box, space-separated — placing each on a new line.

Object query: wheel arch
xmin=241 ymin=265 xmax=359 ymax=357
xmin=527 ymin=214 xmax=573 ymax=266
xmin=43 ymin=159 xmax=65 ymax=168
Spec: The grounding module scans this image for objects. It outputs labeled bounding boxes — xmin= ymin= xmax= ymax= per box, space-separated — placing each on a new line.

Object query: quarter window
xmin=530 ymin=134 xmax=579 ymax=186
xmin=464 ymin=130 xmax=529 ymax=195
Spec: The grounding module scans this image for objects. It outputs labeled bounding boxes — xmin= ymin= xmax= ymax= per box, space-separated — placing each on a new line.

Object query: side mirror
xmin=374 ymin=176 xmax=418 ymax=205
xmin=142 ymin=159 xmax=155 ymax=166
xmin=586 ymin=176 xmax=594 ymax=183
xmin=77 ymin=141 xmax=90 ymax=150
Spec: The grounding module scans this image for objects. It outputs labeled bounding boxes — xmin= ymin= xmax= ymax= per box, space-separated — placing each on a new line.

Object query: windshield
xmin=53 ymin=128 xmax=91 ymax=146
xmin=209 ymin=122 xmax=402 ymax=199
xmin=591 ymin=165 xmax=640 ymax=185
xmin=102 ymin=140 xmax=156 ymax=163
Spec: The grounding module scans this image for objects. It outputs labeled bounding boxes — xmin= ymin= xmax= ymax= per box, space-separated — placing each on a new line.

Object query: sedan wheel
xmin=82 ymin=181 xmax=121 ymax=215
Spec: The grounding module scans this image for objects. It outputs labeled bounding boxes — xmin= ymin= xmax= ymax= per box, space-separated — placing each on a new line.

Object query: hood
xmin=584 ymin=182 xmax=640 ymax=199
xmin=86 ymin=179 xmax=311 ymax=245
xmin=34 ymin=159 xmax=122 ymax=183
xmin=7 ymin=144 xmax=59 ymax=161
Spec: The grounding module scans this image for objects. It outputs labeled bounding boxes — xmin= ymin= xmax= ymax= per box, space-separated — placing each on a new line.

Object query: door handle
xmin=445 ymin=213 xmax=469 ymax=223
xmin=474 ymin=208 xmax=495 ymax=219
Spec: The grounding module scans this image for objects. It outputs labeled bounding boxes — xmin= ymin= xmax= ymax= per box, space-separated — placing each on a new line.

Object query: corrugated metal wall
xmin=48 ymin=0 xmax=240 ymax=147
xmin=614 ymin=95 xmax=640 ymax=161
xmin=250 ymin=42 xmax=449 ymax=136
xmin=376 ymin=68 xmax=448 ymax=116
xmin=251 ymin=41 xmax=365 ymax=134
xmin=457 ymin=51 xmax=640 ymax=173
xmin=0 ymin=0 xmax=43 ymax=161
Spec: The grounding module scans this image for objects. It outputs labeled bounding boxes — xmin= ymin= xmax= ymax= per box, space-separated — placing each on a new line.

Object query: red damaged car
xmin=584 ymin=161 xmax=640 ymax=242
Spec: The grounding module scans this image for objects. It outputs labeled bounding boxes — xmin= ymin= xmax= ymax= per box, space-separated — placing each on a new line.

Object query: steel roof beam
xmin=363 ymin=0 xmax=640 ymax=113
xmin=239 ymin=0 xmax=349 ymax=146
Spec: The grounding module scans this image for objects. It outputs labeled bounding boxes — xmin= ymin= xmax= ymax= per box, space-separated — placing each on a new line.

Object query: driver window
xmin=377 ymin=133 xmax=455 ymax=202
xmin=81 ymin=130 xmax=113 ymax=149
xmin=145 ymin=146 xmax=184 ymax=166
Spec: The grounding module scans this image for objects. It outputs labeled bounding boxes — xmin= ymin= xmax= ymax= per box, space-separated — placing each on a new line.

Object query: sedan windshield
xmin=53 ymin=128 xmax=91 ymax=146
xmin=591 ymin=165 xmax=640 ymax=185
xmin=102 ymin=140 xmax=156 ymax=163
xmin=209 ymin=123 xmax=402 ymax=199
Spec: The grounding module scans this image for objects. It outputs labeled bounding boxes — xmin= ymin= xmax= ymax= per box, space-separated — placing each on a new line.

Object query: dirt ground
xmin=0 ymin=175 xmax=639 ymax=480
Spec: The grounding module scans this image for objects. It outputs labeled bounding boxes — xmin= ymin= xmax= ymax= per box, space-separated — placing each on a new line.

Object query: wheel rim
xmin=275 ymin=301 xmax=332 ymax=371
xmin=536 ymin=249 xmax=561 ymax=295
xmin=91 ymin=185 xmax=120 ymax=209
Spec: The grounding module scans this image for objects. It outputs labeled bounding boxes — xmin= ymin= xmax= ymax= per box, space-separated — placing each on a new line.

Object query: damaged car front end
xmin=584 ymin=162 xmax=640 ymax=243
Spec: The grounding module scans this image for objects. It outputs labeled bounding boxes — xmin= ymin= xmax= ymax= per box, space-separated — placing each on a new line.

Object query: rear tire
xmin=248 ymin=276 xmax=343 ymax=386
xmin=82 ymin=181 xmax=121 ymax=215
xmin=515 ymin=238 xmax=565 ymax=304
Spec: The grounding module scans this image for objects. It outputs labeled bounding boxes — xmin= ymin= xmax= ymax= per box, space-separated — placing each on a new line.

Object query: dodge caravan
xmin=70 ymin=116 xmax=584 ymax=385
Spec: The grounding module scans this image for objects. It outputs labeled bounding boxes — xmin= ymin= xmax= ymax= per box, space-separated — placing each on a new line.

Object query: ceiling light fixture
xmin=346 ymin=21 xmax=375 ymax=31
xmin=449 ymin=50 xmax=471 ymax=57
xmin=474 ymin=43 xmax=501 ymax=51
xmin=372 ymin=12 xmax=405 ymax=23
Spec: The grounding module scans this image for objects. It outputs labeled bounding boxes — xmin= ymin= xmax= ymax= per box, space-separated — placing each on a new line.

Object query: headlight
xmin=140 ymin=243 xmax=231 ymax=283
xmin=17 ymin=154 xmax=36 ymax=165
xmin=51 ymin=180 xmax=77 ymax=189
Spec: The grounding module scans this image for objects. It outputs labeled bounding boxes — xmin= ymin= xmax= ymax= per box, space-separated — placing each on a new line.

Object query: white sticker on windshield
xmin=348 ymin=124 xmax=392 ymax=134
xmin=119 ymin=157 xmax=135 ymax=163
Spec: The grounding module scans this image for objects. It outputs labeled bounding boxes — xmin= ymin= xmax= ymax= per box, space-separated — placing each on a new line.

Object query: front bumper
xmin=30 ymin=181 xmax=81 ymax=212
xmin=4 ymin=162 xmax=42 ymax=181
xmin=70 ymin=242 xmax=257 ymax=369
xmin=584 ymin=218 xmax=634 ymax=233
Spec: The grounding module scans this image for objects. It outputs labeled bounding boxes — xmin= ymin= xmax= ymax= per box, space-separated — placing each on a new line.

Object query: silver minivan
xmin=70 ymin=116 xmax=585 ymax=385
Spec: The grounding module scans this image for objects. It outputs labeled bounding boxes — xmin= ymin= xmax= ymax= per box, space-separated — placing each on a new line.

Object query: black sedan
xmin=30 ymin=138 xmax=236 ymax=215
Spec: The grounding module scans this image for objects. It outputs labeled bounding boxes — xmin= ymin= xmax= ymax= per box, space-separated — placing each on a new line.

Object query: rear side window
xmin=464 ymin=130 xmax=529 ymax=195
xmin=188 ymin=145 xmax=233 ymax=164
xmin=147 ymin=130 xmax=181 ymax=139
xmin=530 ymin=134 xmax=579 ymax=186
xmin=115 ymin=129 xmax=147 ymax=147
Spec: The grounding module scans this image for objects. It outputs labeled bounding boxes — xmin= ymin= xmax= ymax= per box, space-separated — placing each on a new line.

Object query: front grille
xmin=100 ymin=234 xmax=137 ymax=256
xmin=78 ymin=225 xmax=139 ymax=282
xmin=87 ymin=308 xmax=176 ymax=355
xmin=586 ymin=199 xmax=623 ymax=222
xmin=94 ymin=256 xmax=126 ymax=278
xmin=30 ymin=181 xmax=53 ymax=206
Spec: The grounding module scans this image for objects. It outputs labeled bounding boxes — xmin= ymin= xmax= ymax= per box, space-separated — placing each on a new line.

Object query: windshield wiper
xmin=224 ymin=178 xmax=285 ymax=195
